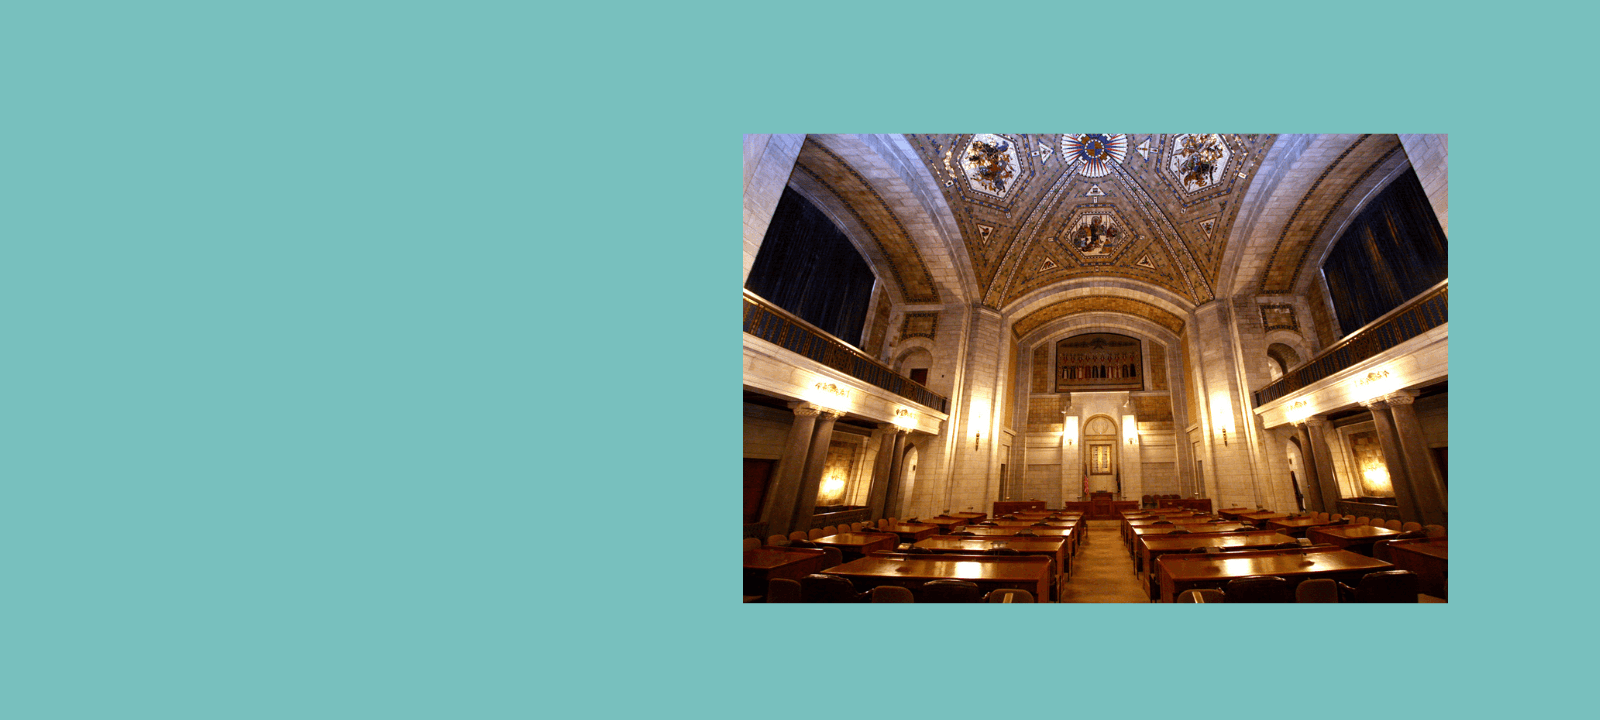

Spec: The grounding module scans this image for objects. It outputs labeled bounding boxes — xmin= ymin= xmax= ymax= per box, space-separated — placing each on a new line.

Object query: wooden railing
xmin=743 ymin=291 xmax=949 ymax=413
xmin=1252 ymin=280 xmax=1448 ymax=407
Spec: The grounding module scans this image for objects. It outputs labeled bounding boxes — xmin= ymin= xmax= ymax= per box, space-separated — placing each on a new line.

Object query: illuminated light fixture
xmin=892 ymin=407 xmax=917 ymax=431
xmin=1123 ymin=414 xmax=1138 ymax=445
xmin=1209 ymin=393 xmax=1236 ymax=447
xmin=821 ymin=476 xmax=845 ymax=497
xmin=1063 ymin=415 xmax=1078 ymax=446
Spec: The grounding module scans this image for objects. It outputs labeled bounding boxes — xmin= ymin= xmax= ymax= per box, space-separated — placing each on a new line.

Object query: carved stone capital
xmin=1303 ymin=415 xmax=1330 ymax=428
xmin=818 ymin=407 xmax=846 ymax=419
xmin=1359 ymin=397 xmax=1389 ymax=409
xmin=791 ymin=403 xmax=823 ymax=418
xmin=1383 ymin=390 xmax=1418 ymax=406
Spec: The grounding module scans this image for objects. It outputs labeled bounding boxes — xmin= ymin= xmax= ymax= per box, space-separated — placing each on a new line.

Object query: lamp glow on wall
xmin=806 ymin=375 xmax=852 ymax=411
xmin=1122 ymin=414 xmax=1138 ymax=445
xmin=1209 ymin=393 xmax=1236 ymax=446
xmin=1063 ymin=416 xmax=1079 ymax=446
xmin=821 ymin=476 xmax=845 ymax=501
xmin=1352 ymin=367 xmax=1401 ymax=404
xmin=892 ymin=408 xmax=917 ymax=431
xmin=1285 ymin=399 xmax=1314 ymax=425
xmin=969 ymin=400 xmax=990 ymax=451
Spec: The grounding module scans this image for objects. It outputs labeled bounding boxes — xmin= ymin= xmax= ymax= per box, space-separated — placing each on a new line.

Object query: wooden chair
xmin=986 ymin=588 xmax=1035 ymax=603
xmin=1354 ymin=517 xmax=1370 ymax=526
xmin=800 ymin=574 xmax=866 ymax=603
xmin=743 ymin=537 xmax=760 ymax=551
xmin=1176 ymin=589 xmax=1225 ymax=603
xmin=1223 ymin=576 xmax=1294 ymax=603
xmin=789 ymin=531 xmax=808 ymax=542
xmin=819 ymin=546 xmax=843 ymax=570
xmin=1374 ymin=540 xmax=1396 ymax=562
xmin=1296 ymin=578 xmax=1339 ymax=603
xmin=1369 ymin=518 xmax=1388 ymax=527
xmin=1383 ymin=519 xmax=1403 ymax=531
xmin=1425 ymin=524 xmax=1447 ymax=537
xmin=1339 ymin=570 xmax=1418 ymax=603
xmin=766 ymin=534 xmax=788 ymax=547
xmin=870 ymin=585 xmax=914 ymax=603
xmin=766 ymin=578 xmax=802 ymax=603
xmin=807 ymin=528 xmax=828 ymax=540
xmin=787 ymin=539 xmax=819 ymax=549
xmin=914 ymin=579 xmax=984 ymax=603
xmin=1403 ymin=522 xmax=1423 ymax=533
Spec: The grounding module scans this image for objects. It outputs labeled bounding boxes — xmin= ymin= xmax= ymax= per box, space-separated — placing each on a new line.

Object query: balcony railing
xmin=743 ymin=291 xmax=949 ymax=413
xmin=1252 ymin=280 xmax=1447 ymax=407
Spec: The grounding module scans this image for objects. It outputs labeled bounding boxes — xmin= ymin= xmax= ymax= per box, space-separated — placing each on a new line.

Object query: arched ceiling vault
xmin=790 ymin=134 xmax=1415 ymax=331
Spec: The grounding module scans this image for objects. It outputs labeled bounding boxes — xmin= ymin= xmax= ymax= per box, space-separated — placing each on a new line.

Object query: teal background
xmin=0 ymin=1 xmax=1588 ymax=718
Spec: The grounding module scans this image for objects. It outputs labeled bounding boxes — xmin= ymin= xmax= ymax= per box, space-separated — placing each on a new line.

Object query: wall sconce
xmin=1209 ymin=393 xmax=1236 ymax=448
xmin=1122 ymin=414 xmax=1138 ymax=445
xmin=1063 ymin=415 xmax=1078 ymax=446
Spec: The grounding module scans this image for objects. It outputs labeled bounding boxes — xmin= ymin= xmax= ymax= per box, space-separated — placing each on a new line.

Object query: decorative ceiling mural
xmin=960 ymin=134 xmax=1023 ymax=198
xmin=904 ymin=133 xmax=1279 ymax=309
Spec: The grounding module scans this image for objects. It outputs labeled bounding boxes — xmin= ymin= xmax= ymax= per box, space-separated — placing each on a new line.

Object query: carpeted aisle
xmin=1057 ymin=520 xmax=1151 ymax=603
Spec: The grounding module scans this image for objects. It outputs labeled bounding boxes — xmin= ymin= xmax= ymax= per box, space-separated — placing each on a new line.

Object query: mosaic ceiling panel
xmin=906 ymin=134 xmax=1278 ymax=309
xmin=794 ymin=140 xmax=941 ymax=304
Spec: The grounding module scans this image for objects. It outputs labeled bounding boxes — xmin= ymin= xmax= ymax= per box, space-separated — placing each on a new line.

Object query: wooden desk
xmin=1136 ymin=532 xmax=1295 ymax=598
xmin=744 ymin=547 xmax=826 ymax=597
xmin=957 ymin=525 xmax=1077 ymax=558
xmin=949 ymin=512 xmax=988 ymax=525
xmin=824 ymin=553 xmax=1051 ymax=602
xmin=921 ymin=516 xmax=970 ymax=533
xmin=1154 ymin=547 xmax=1392 ymax=602
xmin=1238 ymin=512 xmax=1291 ymax=524
xmin=992 ymin=501 xmax=1048 ymax=515
xmin=1129 ymin=524 xmax=1253 ymax=554
xmin=1386 ymin=538 xmax=1447 ymax=599
xmin=1266 ymin=517 xmax=1343 ymax=537
xmin=914 ymin=536 xmax=1070 ymax=590
xmin=1305 ymin=524 xmax=1410 ymax=556
xmin=1217 ymin=507 xmax=1255 ymax=520
xmin=814 ymin=532 xmax=899 ymax=563
xmin=879 ymin=522 xmax=939 ymax=543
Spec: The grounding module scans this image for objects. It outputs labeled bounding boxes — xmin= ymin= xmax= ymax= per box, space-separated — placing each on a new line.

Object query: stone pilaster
xmin=1385 ymin=390 xmax=1448 ymax=525
xmin=884 ymin=430 xmax=909 ymax=518
xmin=866 ymin=424 xmax=898 ymax=519
xmin=1294 ymin=422 xmax=1327 ymax=512
xmin=762 ymin=403 xmax=821 ymax=538
xmin=791 ymin=407 xmax=844 ymax=531
xmin=1304 ymin=416 xmax=1343 ymax=513
xmin=1362 ymin=398 xmax=1420 ymax=524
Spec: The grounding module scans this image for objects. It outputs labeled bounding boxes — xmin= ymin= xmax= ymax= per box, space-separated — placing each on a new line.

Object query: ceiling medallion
xmin=1068 ymin=213 xmax=1120 ymax=257
xmin=1169 ymin=133 xmax=1231 ymax=192
xmin=959 ymin=134 xmax=1022 ymax=198
xmin=1062 ymin=134 xmax=1128 ymax=177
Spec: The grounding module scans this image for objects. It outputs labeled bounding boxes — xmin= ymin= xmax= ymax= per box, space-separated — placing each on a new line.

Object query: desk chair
xmin=1177 ymin=589 xmax=1225 ymax=603
xmin=766 ymin=578 xmax=802 ymax=603
xmin=1402 ymin=522 xmax=1423 ymax=533
xmin=914 ymin=579 xmax=983 ymax=603
xmin=1383 ymin=519 xmax=1403 ymax=531
xmin=820 ymin=547 xmax=843 ymax=569
xmin=800 ymin=574 xmax=865 ymax=603
xmin=1339 ymin=570 xmax=1418 ymax=603
xmin=986 ymin=589 xmax=1034 ymax=603
xmin=1296 ymin=578 xmax=1339 ymax=603
xmin=1223 ymin=576 xmax=1294 ymax=603
xmin=789 ymin=531 xmax=808 ymax=542
xmin=744 ymin=538 xmax=760 ymax=551
xmin=1424 ymin=524 xmax=1446 ymax=537
xmin=870 ymin=585 xmax=914 ymax=603
xmin=766 ymin=535 xmax=788 ymax=547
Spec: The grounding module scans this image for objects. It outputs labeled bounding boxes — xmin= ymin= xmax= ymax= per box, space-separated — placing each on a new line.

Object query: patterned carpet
xmin=1057 ymin=520 xmax=1150 ymax=603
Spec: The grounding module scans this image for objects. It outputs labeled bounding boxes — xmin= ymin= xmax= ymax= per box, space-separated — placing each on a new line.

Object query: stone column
xmin=1304 ymin=416 xmax=1343 ymax=515
xmin=791 ymin=407 xmax=844 ymax=532
xmin=884 ymin=430 xmax=908 ymax=518
xmin=866 ymin=424 xmax=898 ymax=519
xmin=1385 ymin=390 xmax=1448 ymax=525
xmin=1294 ymin=422 xmax=1327 ymax=513
xmin=1362 ymin=398 xmax=1420 ymax=524
xmin=762 ymin=403 xmax=821 ymax=538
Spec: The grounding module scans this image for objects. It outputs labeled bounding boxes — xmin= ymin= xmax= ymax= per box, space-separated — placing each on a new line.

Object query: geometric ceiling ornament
xmin=977 ymin=223 xmax=995 ymax=244
xmin=1136 ymin=254 xmax=1156 ymax=269
xmin=1085 ymin=184 xmax=1105 ymax=197
xmin=1040 ymin=257 xmax=1058 ymax=271
xmin=1168 ymin=133 xmax=1232 ymax=193
xmin=1063 ymin=210 xmax=1123 ymax=259
xmin=1136 ymin=138 xmax=1151 ymax=160
xmin=1031 ymin=141 xmax=1053 ymax=164
xmin=960 ymin=134 xmax=1024 ymax=198
xmin=1199 ymin=218 xmax=1216 ymax=237
xmin=1061 ymin=134 xmax=1128 ymax=178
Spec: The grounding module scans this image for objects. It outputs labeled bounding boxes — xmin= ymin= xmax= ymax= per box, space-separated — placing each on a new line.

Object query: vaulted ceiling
xmin=783 ymin=134 xmax=1417 ymax=341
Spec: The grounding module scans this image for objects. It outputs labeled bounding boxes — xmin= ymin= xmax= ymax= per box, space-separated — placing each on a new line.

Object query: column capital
xmin=1383 ymin=389 xmax=1418 ymax=406
xmin=1304 ymin=415 xmax=1331 ymax=428
xmin=789 ymin=402 xmax=824 ymax=417
xmin=819 ymin=407 xmax=846 ymax=419
xmin=1359 ymin=397 xmax=1389 ymax=409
